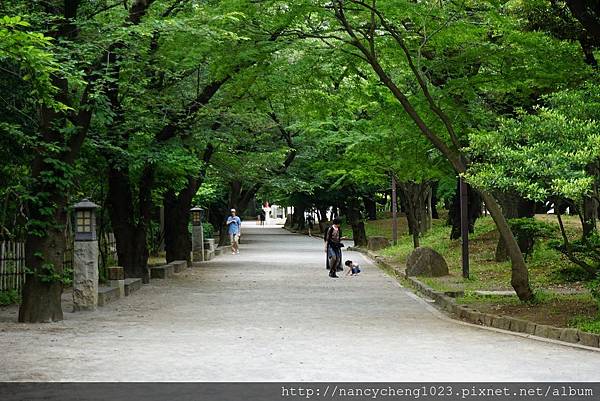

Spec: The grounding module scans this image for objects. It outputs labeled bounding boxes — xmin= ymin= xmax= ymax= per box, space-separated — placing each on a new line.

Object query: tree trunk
xmin=318 ymin=207 xmax=328 ymax=225
xmin=431 ymin=181 xmax=439 ymax=219
xmin=106 ymin=166 xmax=152 ymax=282
xmin=399 ymin=181 xmax=432 ymax=248
xmin=480 ymin=191 xmax=534 ymax=300
xmin=582 ymin=196 xmax=598 ymax=238
xmin=163 ymin=190 xmax=192 ymax=265
xmin=582 ymin=162 xmax=599 ymax=238
xmin=292 ymin=205 xmax=306 ymax=230
xmin=347 ymin=197 xmax=368 ymax=247
xmin=363 ymin=195 xmax=378 ymax=220
xmin=113 ymin=224 xmax=149 ymax=282
xmin=448 ymin=179 xmax=482 ymax=240
xmin=494 ymin=191 xmax=535 ymax=262
xmin=19 ymin=226 xmax=65 ymax=322
xmin=163 ymin=144 xmax=213 ymax=263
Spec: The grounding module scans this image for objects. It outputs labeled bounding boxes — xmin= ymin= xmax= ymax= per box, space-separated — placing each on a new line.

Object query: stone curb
xmin=350 ymin=246 xmax=600 ymax=350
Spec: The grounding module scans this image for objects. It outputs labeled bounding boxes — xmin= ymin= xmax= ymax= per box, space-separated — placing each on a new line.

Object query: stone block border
xmin=349 ymin=246 xmax=600 ymax=350
xmin=98 ymin=243 xmax=231 ymax=307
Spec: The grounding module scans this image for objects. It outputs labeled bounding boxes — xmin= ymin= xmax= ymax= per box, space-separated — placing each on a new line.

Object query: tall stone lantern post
xmin=190 ymin=206 xmax=204 ymax=263
xmin=72 ymin=199 xmax=99 ymax=311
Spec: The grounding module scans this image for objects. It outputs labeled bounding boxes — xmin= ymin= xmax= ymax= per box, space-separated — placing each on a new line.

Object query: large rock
xmin=405 ymin=247 xmax=449 ymax=277
xmin=367 ymin=236 xmax=390 ymax=251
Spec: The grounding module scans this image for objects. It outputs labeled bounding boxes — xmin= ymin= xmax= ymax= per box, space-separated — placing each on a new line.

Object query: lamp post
xmin=391 ymin=174 xmax=398 ymax=246
xmin=190 ymin=206 xmax=205 ymax=262
xmin=460 ymin=176 xmax=470 ymax=278
xmin=72 ymin=199 xmax=99 ymax=311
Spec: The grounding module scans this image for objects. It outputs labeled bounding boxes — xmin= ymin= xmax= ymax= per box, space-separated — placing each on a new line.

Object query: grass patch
xmin=570 ymin=316 xmax=600 ymax=334
xmin=361 ymin=213 xmax=599 ymax=330
xmin=365 ymin=214 xmax=589 ymax=293
xmin=456 ymin=291 xmax=598 ymax=330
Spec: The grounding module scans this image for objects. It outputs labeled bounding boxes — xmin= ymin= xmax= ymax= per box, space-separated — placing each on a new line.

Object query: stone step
xmin=474 ymin=290 xmax=516 ymax=297
xmin=98 ymin=286 xmax=121 ymax=306
xmin=150 ymin=264 xmax=174 ymax=279
xmin=170 ymin=260 xmax=187 ymax=273
xmin=204 ymin=239 xmax=216 ymax=252
xmin=124 ymin=278 xmax=142 ymax=296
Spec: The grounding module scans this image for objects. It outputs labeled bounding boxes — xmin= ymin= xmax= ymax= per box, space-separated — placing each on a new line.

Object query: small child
xmin=344 ymin=260 xmax=361 ymax=276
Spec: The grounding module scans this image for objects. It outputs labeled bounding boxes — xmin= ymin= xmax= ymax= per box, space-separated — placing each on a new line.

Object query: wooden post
xmin=460 ymin=176 xmax=469 ymax=278
xmin=391 ymin=174 xmax=398 ymax=246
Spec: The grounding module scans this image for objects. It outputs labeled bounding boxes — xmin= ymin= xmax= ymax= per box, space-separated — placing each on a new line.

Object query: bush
xmin=203 ymin=222 xmax=215 ymax=238
xmin=0 ymin=289 xmax=20 ymax=306
xmin=550 ymin=232 xmax=600 ymax=279
xmin=508 ymin=217 xmax=555 ymax=259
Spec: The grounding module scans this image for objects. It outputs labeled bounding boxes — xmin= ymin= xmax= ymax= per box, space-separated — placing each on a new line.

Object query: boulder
xmin=367 ymin=236 xmax=390 ymax=251
xmin=405 ymin=247 xmax=449 ymax=277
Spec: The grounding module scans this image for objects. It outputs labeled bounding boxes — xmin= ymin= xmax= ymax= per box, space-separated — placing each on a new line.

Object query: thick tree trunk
xmin=448 ymin=179 xmax=482 ymax=240
xmin=163 ymin=190 xmax=192 ymax=265
xmin=494 ymin=192 xmax=535 ymax=262
xmin=363 ymin=195 xmax=377 ymax=220
xmin=399 ymin=181 xmax=432 ymax=248
xmin=480 ymin=191 xmax=534 ymax=300
xmin=113 ymin=225 xmax=149 ymax=282
xmin=347 ymin=197 xmax=368 ymax=247
xmin=163 ymin=144 xmax=213 ymax=264
xmin=19 ymin=226 xmax=66 ymax=322
xmin=106 ymin=166 xmax=152 ymax=282
xmin=292 ymin=205 xmax=306 ymax=230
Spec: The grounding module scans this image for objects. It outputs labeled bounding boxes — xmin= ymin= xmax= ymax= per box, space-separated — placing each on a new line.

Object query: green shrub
xmin=508 ymin=217 xmax=555 ymax=259
xmin=0 ymin=289 xmax=20 ymax=306
xmin=550 ymin=233 xmax=599 ymax=269
xmin=203 ymin=222 xmax=215 ymax=238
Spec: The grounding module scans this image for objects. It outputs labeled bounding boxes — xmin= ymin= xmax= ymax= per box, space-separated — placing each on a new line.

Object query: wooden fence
xmin=0 ymin=232 xmax=118 ymax=293
xmin=0 ymin=241 xmax=25 ymax=293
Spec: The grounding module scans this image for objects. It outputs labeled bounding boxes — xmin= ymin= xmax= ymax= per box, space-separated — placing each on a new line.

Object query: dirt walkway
xmin=0 ymin=225 xmax=599 ymax=381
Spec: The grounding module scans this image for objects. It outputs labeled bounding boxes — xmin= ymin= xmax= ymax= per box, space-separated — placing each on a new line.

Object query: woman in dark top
xmin=324 ymin=218 xmax=344 ymax=278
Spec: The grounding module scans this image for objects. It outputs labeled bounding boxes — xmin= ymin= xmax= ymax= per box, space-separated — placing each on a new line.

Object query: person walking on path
xmin=227 ymin=208 xmax=242 ymax=254
xmin=324 ymin=218 xmax=344 ymax=278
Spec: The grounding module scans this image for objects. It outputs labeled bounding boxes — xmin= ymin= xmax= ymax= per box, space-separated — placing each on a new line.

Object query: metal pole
xmin=391 ymin=174 xmax=398 ymax=246
xmin=460 ymin=176 xmax=469 ymax=278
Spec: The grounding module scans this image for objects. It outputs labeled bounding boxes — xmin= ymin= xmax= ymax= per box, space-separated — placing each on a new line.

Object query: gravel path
xmin=0 ymin=225 xmax=598 ymax=381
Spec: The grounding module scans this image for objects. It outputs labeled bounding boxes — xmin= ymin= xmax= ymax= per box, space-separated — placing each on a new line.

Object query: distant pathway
xmin=0 ymin=225 xmax=598 ymax=381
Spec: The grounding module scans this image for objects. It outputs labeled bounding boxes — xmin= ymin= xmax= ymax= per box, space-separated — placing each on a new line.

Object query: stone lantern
xmin=72 ymin=199 xmax=99 ymax=311
xmin=74 ymin=199 xmax=99 ymax=241
xmin=190 ymin=206 xmax=205 ymax=262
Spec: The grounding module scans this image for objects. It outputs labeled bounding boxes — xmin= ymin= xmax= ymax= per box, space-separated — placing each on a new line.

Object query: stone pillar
xmin=107 ymin=266 xmax=125 ymax=297
xmin=73 ymin=240 xmax=99 ymax=311
xmin=192 ymin=225 xmax=204 ymax=262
